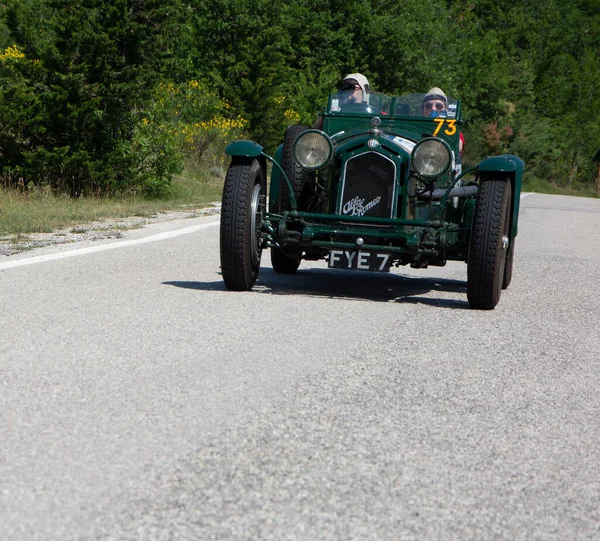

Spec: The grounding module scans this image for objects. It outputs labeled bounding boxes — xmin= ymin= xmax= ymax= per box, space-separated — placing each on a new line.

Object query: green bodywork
xmin=225 ymin=140 xmax=264 ymax=158
xmin=479 ymin=154 xmax=524 ymax=238
xmin=226 ymin=91 xmax=523 ymax=269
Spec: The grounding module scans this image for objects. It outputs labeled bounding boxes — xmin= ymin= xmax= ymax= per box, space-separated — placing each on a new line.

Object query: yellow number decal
xmin=433 ymin=119 xmax=457 ymax=137
xmin=444 ymin=119 xmax=457 ymax=136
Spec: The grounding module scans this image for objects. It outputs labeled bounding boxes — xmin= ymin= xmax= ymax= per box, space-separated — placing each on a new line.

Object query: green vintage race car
xmin=219 ymin=90 xmax=524 ymax=309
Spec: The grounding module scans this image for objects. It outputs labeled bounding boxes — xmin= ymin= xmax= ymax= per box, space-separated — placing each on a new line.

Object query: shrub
xmin=143 ymin=80 xmax=248 ymax=167
xmin=0 ymin=1 xmax=189 ymax=197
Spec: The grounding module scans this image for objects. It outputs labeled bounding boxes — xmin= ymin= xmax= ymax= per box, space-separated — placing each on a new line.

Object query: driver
xmin=337 ymin=73 xmax=371 ymax=107
xmin=422 ymin=87 xmax=464 ymax=155
xmin=313 ymin=73 xmax=372 ymax=129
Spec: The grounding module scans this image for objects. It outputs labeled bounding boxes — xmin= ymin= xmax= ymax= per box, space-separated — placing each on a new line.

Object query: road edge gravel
xmin=0 ymin=203 xmax=222 ymax=257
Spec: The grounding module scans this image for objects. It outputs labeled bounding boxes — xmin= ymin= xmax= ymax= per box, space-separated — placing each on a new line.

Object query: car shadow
xmin=163 ymin=267 xmax=469 ymax=309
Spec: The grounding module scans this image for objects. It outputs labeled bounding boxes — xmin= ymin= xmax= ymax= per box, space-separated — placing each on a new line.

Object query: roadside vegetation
xmin=0 ymin=165 xmax=224 ymax=236
xmin=1 ymin=0 xmax=599 ymax=237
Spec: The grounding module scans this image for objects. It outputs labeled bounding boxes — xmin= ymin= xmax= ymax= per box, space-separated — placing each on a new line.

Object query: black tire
xmin=275 ymin=124 xmax=310 ymax=213
xmin=270 ymin=124 xmax=309 ymax=274
xmin=467 ymin=177 xmax=512 ymax=309
xmin=270 ymin=246 xmax=301 ymax=274
xmin=220 ymin=158 xmax=265 ymax=291
xmin=502 ymin=236 xmax=515 ymax=289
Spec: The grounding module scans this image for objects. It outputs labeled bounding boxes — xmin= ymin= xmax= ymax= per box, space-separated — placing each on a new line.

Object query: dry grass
xmin=0 ymin=164 xmax=224 ymax=236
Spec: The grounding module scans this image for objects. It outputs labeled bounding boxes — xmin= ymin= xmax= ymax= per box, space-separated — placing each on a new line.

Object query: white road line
xmin=0 ymin=220 xmax=220 ymax=270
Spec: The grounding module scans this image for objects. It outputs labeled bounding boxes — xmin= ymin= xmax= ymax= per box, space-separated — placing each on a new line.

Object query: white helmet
xmin=338 ymin=73 xmax=371 ymax=103
xmin=423 ymin=87 xmax=447 ymax=106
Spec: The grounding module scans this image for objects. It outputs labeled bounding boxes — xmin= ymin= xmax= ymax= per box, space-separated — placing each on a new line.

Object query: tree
xmin=1 ymin=0 xmax=189 ymax=194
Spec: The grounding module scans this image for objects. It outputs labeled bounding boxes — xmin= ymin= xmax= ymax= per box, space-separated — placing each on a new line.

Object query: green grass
xmin=522 ymin=174 xmax=599 ymax=198
xmin=0 ymin=164 xmax=225 ymax=236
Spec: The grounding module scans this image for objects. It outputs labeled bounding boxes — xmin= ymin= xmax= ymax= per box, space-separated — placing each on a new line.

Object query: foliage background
xmin=1 ymin=0 xmax=600 ymax=196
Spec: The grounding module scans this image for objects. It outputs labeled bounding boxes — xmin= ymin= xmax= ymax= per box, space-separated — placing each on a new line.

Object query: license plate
xmin=328 ymin=250 xmax=392 ymax=272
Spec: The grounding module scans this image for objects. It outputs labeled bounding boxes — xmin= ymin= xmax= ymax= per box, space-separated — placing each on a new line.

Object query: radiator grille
xmin=339 ymin=152 xmax=396 ymax=218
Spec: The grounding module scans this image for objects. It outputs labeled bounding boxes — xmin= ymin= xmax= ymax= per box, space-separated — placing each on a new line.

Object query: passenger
xmin=422 ymin=87 xmax=448 ymax=118
xmin=423 ymin=87 xmax=465 ymax=154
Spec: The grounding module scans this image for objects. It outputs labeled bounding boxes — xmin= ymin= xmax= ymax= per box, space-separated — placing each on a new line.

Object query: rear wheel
xmin=270 ymin=247 xmax=301 ymax=274
xmin=276 ymin=124 xmax=311 ymax=213
xmin=271 ymin=124 xmax=310 ymax=273
xmin=220 ymin=158 xmax=265 ymax=290
xmin=467 ymin=177 xmax=512 ymax=309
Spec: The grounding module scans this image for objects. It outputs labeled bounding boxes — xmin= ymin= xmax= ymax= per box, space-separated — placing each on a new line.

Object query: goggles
xmin=339 ymin=80 xmax=361 ymax=92
xmin=424 ymin=101 xmax=446 ymax=111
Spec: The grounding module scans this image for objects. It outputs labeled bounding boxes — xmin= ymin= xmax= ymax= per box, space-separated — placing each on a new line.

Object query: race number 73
xmin=433 ymin=119 xmax=457 ymax=137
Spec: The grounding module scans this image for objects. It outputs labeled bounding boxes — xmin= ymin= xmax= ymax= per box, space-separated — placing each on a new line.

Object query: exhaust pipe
xmin=417 ymin=184 xmax=478 ymax=201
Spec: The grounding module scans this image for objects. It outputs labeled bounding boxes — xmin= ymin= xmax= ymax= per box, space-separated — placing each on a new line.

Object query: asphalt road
xmin=1 ymin=193 xmax=599 ymax=540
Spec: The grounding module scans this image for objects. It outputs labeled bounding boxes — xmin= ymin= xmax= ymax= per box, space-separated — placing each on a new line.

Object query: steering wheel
xmin=340 ymin=102 xmax=376 ymax=114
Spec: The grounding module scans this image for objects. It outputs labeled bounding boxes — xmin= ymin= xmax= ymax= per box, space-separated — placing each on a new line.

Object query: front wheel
xmin=502 ymin=237 xmax=515 ymax=290
xmin=467 ymin=177 xmax=512 ymax=309
xmin=220 ymin=158 xmax=265 ymax=290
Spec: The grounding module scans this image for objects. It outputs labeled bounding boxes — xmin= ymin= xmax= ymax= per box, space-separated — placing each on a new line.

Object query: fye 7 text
xmin=328 ymin=250 xmax=392 ymax=272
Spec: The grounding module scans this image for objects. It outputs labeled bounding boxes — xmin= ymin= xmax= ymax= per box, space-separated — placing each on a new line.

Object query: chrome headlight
xmin=294 ymin=130 xmax=333 ymax=170
xmin=411 ymin=138 xmax=451 ymax=178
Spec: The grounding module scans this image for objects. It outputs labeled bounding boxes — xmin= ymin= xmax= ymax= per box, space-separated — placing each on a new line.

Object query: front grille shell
xmin=337 ymin=151 xmax=397 ymax=219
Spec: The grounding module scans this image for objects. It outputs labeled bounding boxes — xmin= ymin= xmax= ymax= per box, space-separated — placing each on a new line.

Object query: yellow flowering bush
xmin=0 ymin=45 xmax=40 ymax=70
xmin=283 ymin=108 xmax=301 ymax=122
xmin=258 ymin=93 xmax=306 ymax=144
xmin=0 ymin=45 xmax=27 ymax=74
xmin=140 ymin=80 xmax=248 ymax=166
xmin=0 ymin=45 xmax=26 ymax=62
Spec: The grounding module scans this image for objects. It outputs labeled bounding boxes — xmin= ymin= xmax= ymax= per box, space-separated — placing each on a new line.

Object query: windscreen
xmin=327 ymin=91 xmax=459 ymax=119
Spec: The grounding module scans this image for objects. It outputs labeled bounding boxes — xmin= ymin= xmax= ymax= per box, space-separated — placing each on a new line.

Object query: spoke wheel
xmin=502 ymin=236 xmax=515 ymax=290
xmin=220 ymin=158 xmax=265 ymax=290
xmin=249 ymin=182 xmax=262 ymax=267
xmin=467 ymin=177 xmax=512 ymax=309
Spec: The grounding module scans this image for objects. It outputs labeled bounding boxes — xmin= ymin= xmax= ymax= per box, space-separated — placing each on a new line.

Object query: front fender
xmin=478 ymin=154 xmax=523 ymax=175
xmin=225 ymin=140 xmax=264 ymax=158
xmin=226 ymin=140 xmax=268 ymax=193
xmin=478 ymin=154 xmax=524 ymax=239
